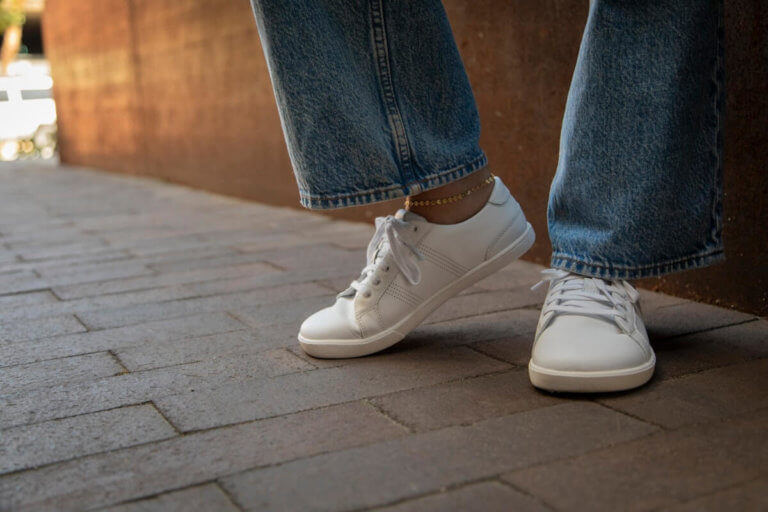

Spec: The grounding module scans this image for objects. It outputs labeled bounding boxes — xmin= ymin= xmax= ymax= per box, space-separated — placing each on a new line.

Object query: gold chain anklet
xmin=404 ymin=174 xmax=495 ymax=208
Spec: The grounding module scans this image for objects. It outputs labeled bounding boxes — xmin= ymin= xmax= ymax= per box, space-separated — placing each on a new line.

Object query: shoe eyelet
xmin=374 ymin=279 xmax=381 ymax=286
xmin=384 ymin=266 xmax=390 ymax=272
xmin=413 ymin=226 xmax=418 ymax=232
xmin=363 ymin=292 xmax=372 ymax=298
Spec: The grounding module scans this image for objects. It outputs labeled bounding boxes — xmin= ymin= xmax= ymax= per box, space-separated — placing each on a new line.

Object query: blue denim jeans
xmin=250 ymin=0 xmax=725 ymax=280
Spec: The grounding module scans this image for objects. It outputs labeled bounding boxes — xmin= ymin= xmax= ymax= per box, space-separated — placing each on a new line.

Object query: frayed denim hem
xmin=550 ymin=248 xmax=725 ymax=280
xmin=298 ymin=152 xmax=488 ymax=210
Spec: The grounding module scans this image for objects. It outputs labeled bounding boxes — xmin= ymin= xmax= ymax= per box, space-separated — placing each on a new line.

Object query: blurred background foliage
xmin=0 ymin=0 xmax=25 ymax=33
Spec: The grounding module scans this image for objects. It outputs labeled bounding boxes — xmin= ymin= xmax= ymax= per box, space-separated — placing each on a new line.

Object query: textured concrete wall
xmin=42 ymin=0 xmax=767 ymax=315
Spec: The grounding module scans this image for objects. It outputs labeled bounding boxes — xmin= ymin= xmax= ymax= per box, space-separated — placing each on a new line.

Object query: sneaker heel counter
xmin=485 ymin=199 xmax=529 ymax=260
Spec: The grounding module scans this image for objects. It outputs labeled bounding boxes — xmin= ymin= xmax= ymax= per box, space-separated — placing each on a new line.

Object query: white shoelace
xmin=532 ymin=269 xmax=640 ymax=335
xmin=345 ymin=215 xmax=424 ymax=298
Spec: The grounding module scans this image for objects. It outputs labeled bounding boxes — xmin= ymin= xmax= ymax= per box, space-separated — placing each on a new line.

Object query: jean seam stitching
xmin=550 ymin=247 xmax=724 ymax=272
xmin=369 ymin=0 xmax=416 ymax=188
xmin=298 ymin=152 xmax=487 ymax=203
xmin=299 ymin=155 xmax=486 ymax=208
xmin=549 ymin=252 xmax=725 ymax=279
xmin=299 ymin=152 xmax=485 ymax=200
xmin=708 ymin=0 xmax=725 ymax=249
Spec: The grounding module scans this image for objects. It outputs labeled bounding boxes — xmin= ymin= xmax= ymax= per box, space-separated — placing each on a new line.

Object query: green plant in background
xmin=1 ymin=0 xmax=25 ymax=74
xmin=0 ymin=0 xmax=25 ymax=34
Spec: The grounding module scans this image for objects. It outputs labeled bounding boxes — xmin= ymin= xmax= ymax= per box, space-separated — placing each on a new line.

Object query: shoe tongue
xmin=372 ymin=245 xmax=386 ymax=265
xmin=368 ymin=209 xmax=425 ymax=272
xmin=395 ymin=208 xmax=425 ymax=223
xmin=583 ymin=279 xmax=598 ymax=294
xmin=577 ymin=277 xmax=622 ymax=306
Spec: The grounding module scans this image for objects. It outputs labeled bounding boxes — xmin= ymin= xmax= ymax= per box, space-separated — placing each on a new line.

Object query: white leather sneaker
xmin=529 ymin=269 xmax=655 ymax=392
xmin=299 ymin=177 xmax=534 ymax=358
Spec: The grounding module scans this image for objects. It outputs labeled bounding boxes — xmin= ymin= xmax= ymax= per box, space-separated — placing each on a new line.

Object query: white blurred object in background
xmin=0 ymin=58 xmax=56 ymax=161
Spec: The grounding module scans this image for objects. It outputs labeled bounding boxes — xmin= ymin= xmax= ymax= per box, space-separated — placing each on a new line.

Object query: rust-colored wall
xmin=43 ymin=0 xmax=767 ymax=315
xmin=44 ymin=0 xmax=143 ymax=173
xmin=44 ymin=0 xmax=296 ymax=204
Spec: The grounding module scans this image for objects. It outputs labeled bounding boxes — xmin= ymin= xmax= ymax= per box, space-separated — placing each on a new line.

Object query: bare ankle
xmin=406 ymin=168 xmax=494 ymax=224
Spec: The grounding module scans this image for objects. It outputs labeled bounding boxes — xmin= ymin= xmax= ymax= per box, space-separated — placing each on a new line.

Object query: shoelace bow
xmin=346 ymin=215 xmax=424 ymax=298
xmin=532 ymin=269 xmax=640 ymax=335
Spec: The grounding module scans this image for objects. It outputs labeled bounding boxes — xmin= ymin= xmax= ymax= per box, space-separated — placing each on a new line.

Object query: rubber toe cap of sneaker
xmin=532 ymin=315 xmax=652 ymax=373
xmin=299 ymin=297 xmax=361 ymax=342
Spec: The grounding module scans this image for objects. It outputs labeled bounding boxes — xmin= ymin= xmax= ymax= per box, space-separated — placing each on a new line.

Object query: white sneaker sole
xmin=299 ymin=223 xmax=535 ymax=359
xmin=528 ymin=355 xmax=656 ymax=393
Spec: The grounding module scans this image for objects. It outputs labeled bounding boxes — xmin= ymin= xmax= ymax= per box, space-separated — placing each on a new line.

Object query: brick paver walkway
xmin=1 ymin=162 xmax=766 ymax=511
